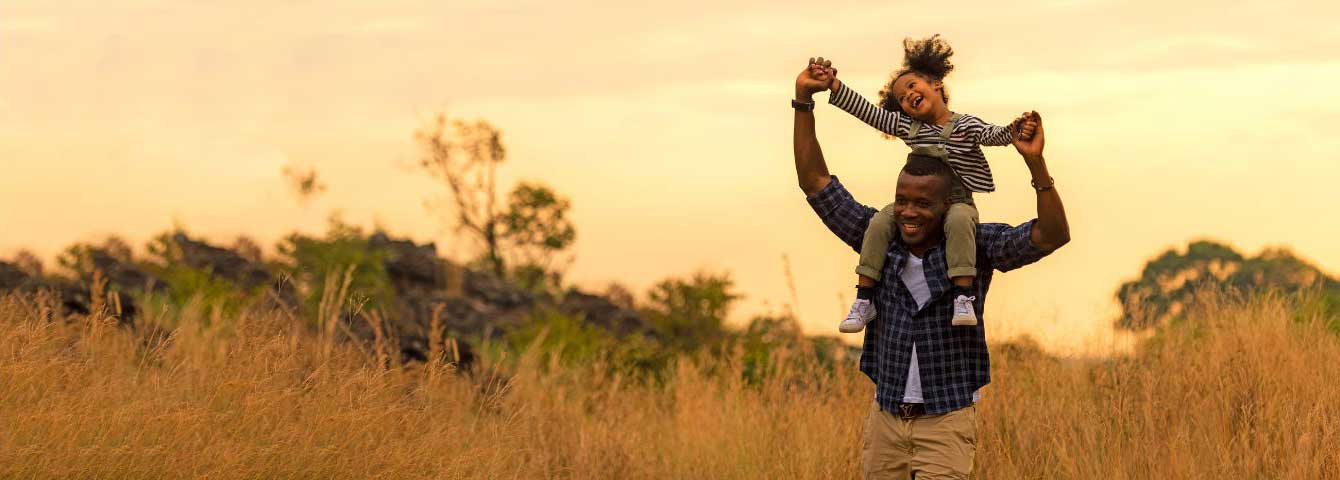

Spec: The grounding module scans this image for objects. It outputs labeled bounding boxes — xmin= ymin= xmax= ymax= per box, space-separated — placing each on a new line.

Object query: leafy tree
xmin=500 ymin=182 xmax=576 ymax=287
xmin=1117 ymin=240 xmax=1339 ymax=330
xmin=415 ymin=114 xmax=575 ymax=285
xmin=642 ymin=271 xmax=741 ymax=351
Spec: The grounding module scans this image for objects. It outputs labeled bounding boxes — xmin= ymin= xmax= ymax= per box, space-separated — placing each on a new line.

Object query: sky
xmin=3 ymin=0 xmax=1339 ymax=355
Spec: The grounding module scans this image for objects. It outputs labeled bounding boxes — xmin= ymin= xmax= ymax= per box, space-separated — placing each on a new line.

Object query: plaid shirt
xmin=808 ymin=177 xmax=1051 ymax=415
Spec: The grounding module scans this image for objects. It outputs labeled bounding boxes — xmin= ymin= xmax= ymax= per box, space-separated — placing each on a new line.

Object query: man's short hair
xmin=901 ymin=153 xmax=955 ymax=198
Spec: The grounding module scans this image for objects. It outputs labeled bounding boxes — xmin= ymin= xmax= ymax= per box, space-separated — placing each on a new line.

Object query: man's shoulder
xmin=975 ymin=221 xmax=1019 ymax=233
xmin=973 ymin=220 xmax=1037 ymax=249
xmin=972 ymin=219 xmax=1050 ymax=271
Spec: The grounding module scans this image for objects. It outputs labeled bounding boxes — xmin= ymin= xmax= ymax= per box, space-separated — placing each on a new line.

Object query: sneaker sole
xmin=838 ymin=323 xmax=865 ymax=333
xmin=951 ymin=316 xmax=978 ymax=326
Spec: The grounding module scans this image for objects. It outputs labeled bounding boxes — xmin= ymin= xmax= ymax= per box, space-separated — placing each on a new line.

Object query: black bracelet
xmin=1031 ymin=176 xmax=1055 ymax=192
xmin=792 ymin=98 xmax=816 ymax=112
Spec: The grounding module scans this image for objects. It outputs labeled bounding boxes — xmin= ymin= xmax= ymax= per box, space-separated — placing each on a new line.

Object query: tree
xmin=415 ymin=113 xmax=575 ymax=284
xmin=1116 ymin=240 xmax=1339 ymax=330
xmin=500 ymin=182 xmax=576 ymax=290
xmin=642 ymin=271 xmax=741 ymax=351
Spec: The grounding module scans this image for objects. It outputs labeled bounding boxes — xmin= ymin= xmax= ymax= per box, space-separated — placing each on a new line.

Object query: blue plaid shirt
xmin=808 ymin=177 xmax=1051 ymax=415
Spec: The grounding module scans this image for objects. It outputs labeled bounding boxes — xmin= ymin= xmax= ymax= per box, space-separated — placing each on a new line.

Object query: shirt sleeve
xmin=963 ymin=114 xmax=1013 ymax=146
xmin=805 ymin=176 xmax=878 ymax=253
xmin=828 ymin=82 xmax=908 ymax=138
xmin=979 ymin=220 xmax=1051 ymax=272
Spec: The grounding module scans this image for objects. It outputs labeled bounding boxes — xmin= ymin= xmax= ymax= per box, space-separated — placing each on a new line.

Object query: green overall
xmin=856 ymin=113 xmax=980 ymax=281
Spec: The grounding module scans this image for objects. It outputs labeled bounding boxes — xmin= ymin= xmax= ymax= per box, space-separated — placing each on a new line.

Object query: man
xmin=792 ymin=58 xmax=1070 ymax=479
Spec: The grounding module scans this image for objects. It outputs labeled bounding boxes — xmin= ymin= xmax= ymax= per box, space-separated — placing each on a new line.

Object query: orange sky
xmin=4 ymin=1 xmax=1339 ymax=355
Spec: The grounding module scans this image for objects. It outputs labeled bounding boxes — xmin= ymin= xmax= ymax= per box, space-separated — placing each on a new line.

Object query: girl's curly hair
xmin=878 ymin=34 xmax=955 ymax=113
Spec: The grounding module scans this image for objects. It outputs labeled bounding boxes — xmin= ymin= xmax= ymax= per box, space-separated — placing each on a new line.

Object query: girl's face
xmin=892 ymin=72 xmax=946 ymax=119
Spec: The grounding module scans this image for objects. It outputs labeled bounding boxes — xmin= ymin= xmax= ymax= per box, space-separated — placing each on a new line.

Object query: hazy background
xmin=4 ymin=0 xmax=1338 ymax=355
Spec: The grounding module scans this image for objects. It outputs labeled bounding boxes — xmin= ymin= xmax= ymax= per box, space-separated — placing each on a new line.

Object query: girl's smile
xmin=893 ymin=72 xmax=947 ymax=122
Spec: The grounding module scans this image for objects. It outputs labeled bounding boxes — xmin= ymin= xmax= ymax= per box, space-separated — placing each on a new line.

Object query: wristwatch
xmin=792 ymin=98 xmax=816 ymax=112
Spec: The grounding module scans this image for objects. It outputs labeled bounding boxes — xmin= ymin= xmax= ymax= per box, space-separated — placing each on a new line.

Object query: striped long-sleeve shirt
xmin=829 ymin=82 xmax=1010 ymax=193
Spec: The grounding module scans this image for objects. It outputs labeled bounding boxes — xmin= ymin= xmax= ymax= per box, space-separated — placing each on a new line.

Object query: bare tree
xmin=415 ymin=113 xmax=575 ymax=282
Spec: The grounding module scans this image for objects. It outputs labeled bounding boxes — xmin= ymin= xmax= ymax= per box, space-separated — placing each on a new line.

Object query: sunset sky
xmin=4 ymin=1 xmax=1339 ymax=355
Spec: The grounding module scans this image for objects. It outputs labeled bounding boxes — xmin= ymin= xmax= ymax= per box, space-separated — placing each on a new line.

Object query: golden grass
xmin=2 ymin=291 xmax=1338 ymax=479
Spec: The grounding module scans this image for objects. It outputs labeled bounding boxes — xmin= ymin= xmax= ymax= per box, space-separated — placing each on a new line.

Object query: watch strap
xmin=791 ymin=98 xmax=816 ymax=112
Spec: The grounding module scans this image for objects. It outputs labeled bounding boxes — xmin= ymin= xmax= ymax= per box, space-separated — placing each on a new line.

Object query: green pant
xmin=857 ymin=180 xmax=978 ymax=281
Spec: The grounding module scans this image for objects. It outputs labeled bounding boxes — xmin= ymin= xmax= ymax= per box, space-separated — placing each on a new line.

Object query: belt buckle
xmin=898 ymin=403 xmax=918 ymax=419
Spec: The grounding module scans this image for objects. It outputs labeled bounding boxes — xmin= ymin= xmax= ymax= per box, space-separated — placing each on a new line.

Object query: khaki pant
xmin=856 ymin=180 xmax=978 ymax=281
xmin=861 ymin=402 xmax=977 ymax=479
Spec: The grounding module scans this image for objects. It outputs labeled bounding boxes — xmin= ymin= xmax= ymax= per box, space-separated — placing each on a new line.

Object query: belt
xmin=893 ymin=402 xmax=926 ymax=419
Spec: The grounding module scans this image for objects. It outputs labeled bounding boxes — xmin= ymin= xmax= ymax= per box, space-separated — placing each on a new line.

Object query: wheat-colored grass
xmin=2 ymin=291 xmax=1337 ymax=479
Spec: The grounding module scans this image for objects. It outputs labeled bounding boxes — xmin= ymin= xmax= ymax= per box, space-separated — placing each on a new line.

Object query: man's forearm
xmin=794 ymin=91 xmax=832 ymax=196
xmin=1027 ymin=157 xmax=1070 ymax=251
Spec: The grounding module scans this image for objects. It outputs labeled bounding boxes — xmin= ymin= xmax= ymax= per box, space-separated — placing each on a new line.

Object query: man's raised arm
xmin=792 ymin=59 xmax=879 ymax=252
xmin=794 ymin=61 xmax=833 ymax=196
xmin=1012 ymin=112 xmax=1071 ymax=251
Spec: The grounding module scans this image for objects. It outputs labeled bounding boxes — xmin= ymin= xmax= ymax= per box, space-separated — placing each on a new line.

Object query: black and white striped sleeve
xmin=828 ymin=82 xmax=907 ymax=138
xmin=963 ymin=114 xmax=1013 ymax=146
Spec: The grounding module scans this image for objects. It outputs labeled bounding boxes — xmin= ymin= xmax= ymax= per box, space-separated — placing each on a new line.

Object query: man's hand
xmin=817 ymin=60 xmax=841 ymax=93
xmin=1011 ymin=111 xmax=1044 ymax=164
xmin=1015 ymin=110 xmax=1068 ymax=251
xmin=794 ymin=57 xmax=834 ymax=195
xmin=1008 ymin=112 xmax=1035 ymax=142
xmin=796 ymin=57 xmax=834 ymax=101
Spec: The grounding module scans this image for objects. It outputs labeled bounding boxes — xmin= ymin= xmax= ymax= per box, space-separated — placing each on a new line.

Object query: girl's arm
xmin=827 ymin=79 xmax=908 ymax=138
xmin=968 ymin=115 xmax=1015 ymax=146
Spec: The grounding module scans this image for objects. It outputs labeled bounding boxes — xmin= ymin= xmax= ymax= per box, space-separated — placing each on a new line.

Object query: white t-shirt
xmin=900 ymin=254 xmax=979 ymax=404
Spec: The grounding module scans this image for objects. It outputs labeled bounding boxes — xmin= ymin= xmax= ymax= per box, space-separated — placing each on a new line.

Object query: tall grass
xmin=2 ymin=290 xmax=1337 ymax=478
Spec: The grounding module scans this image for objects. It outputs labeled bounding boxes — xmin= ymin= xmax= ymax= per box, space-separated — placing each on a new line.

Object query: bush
xmin=507 ymin=308 xmax=613 ymax=365
xmin=276 ymin=216 xmax=394 ymax=323
xmin=642 ymin=271 xmax=740 ymax=352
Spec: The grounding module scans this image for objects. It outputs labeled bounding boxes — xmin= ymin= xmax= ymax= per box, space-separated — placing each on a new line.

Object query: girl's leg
xmin=856 ymin=203 xmax=898 ymax=281
xmin=841 ymin=203 xmax=897 ymax=333
xmin=945 ymin=202 xmax=979 ymax=284
xmin=945 ymin=202 xmax=979 ymax=326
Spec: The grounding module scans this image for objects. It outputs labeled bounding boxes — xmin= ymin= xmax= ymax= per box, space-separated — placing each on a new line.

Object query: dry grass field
xmin=3 ymin=290 xmax=1338 ymax=479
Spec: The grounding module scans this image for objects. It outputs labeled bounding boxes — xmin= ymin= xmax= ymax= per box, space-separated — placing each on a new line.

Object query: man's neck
xmin=901 ymin=234 xmax=942 ymax=258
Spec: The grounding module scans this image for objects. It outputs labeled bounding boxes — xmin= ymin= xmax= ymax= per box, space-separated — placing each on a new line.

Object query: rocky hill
xmin=0 ymin=232 xmax=651 ymax=369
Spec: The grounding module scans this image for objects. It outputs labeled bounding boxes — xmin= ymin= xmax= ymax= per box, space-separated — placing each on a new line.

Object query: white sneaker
xmin=952 ymin=295 xmax=978 ymax=326
xmin=839 ymin=298 xmax=877 ymax=333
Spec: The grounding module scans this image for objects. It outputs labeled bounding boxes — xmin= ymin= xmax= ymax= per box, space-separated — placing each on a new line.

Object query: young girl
xmin=814 ymin=35 xmax=1031 ymax=332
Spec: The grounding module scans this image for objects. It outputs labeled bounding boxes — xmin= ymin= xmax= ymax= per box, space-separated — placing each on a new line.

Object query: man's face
xmin=892 ymin=172 xmax=950 ymax=250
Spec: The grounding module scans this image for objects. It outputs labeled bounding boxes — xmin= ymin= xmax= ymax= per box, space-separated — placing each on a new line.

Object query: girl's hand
xmin=821 ymin=64 xmax=840 ymax=93
xmin=810 ymin=58 xmax=837 ymax=90
xmin=796 ymin=58 xmax=832 ymax=99
xmin=1010 ymin=113 xmax=1036 ymax=141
